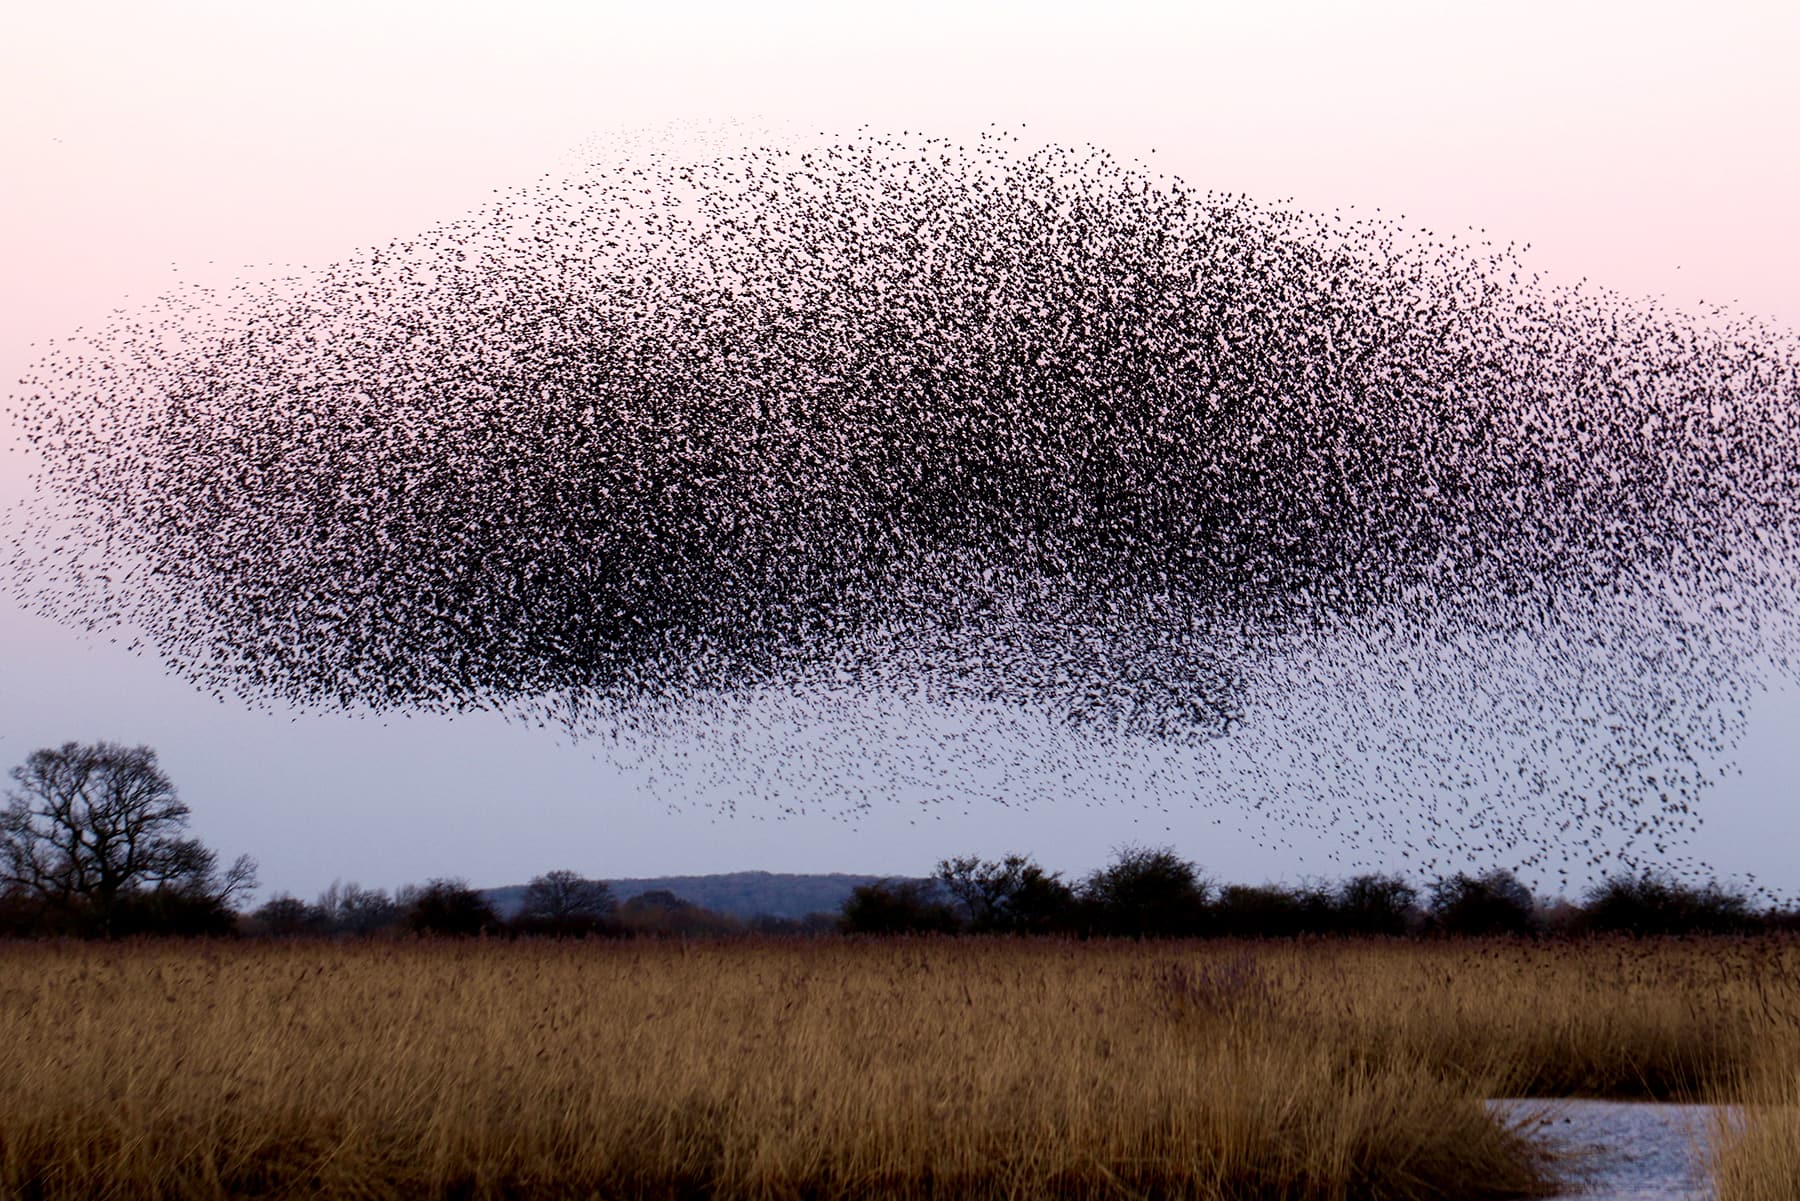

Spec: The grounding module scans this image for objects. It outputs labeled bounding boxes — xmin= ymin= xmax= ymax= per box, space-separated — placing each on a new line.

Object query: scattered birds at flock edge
xmin=6 ymin=124 xmax=1799 ymax=888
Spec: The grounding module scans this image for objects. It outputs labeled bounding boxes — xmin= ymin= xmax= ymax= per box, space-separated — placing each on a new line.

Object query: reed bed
xmin=0 ymin=937 xmax=1793 ymax=1201
xmin=1290 ymin=937 xmax=1794 ymax=1098
xmin=1705 ymin=955 xmax=1800 ymax=1201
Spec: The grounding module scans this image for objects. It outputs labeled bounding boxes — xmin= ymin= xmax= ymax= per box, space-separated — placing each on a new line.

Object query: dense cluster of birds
xmin=8 ymin=127 xmax=1798 ymax=882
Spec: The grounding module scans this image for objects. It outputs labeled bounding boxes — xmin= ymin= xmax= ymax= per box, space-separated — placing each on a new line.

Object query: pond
xmin=1489 ymin=1099 xmax=1737 ymax=1201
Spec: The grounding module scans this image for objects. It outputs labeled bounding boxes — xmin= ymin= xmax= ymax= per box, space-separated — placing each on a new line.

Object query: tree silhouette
xmin=515 ymin=869 xmax=616 ymax=936
xmin=1083 ymin=846 xmax=1210 ymax=938
xmin=0 ymin=741 xmax=255 ymax=935
xmin=1428 ymin=870 xmax=1537 ymax=936
xmin=405 ymin=878 xmax=499 ymax=936
xmin=1582 ymin=872 xmax=1754 ymax=935
xmin=936 ymin=853 xmax=1074 ymax=933
xmin=1332 ymin=874 xmax=1419 ymax=936
xmin=840 ymin=880 xmax=958 ymax=934
xmin=253 ymin=894 xmax=323 ymax=936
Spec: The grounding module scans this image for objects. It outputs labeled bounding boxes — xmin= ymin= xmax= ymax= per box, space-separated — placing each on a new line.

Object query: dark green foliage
xmin=1004 ymin=864 xmax=1080 ymax=935
xmin=1 ymin=884 xmax=239 ymax=938
xmin=0 ymin=887 xmax=38 ymax=937
xmin=1765 ymin=906 xmax=1800 ymax=934
xmin=1203 ymin=877 xmax=1428 ymax=939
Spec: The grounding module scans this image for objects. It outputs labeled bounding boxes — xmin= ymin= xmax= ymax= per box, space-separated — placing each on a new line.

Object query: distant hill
xmin=484 ymin=871 xmax=932 ymax=921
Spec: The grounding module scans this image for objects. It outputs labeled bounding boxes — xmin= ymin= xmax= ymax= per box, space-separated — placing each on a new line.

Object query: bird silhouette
xmin=5 ymin=126 xmax=1797 ymax=888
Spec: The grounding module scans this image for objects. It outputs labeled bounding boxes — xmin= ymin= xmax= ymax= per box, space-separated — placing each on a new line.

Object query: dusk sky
xmin=3 ymin=0 xmax=1797 ymax=901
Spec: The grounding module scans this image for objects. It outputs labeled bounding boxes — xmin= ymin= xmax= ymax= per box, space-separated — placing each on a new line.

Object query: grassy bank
xmin=0 ymin=938 xmax=1794 ymax=1200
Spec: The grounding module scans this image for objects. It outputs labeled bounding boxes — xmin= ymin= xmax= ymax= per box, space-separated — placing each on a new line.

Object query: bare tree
xmin=517 ymin=869 xmax=616 ymax=930
xmin=1 ymin=741 xmax=256 ymax=933
xmin=936 ymin=853 xmax=1074 ymax=933
xmin=314 ymin=881 xmax=402 ymax=936
xmin=522 ymin=875 xmax=619 ymax=921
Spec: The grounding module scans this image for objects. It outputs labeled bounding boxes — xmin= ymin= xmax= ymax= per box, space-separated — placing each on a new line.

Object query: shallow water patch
xmin=1489 ymin=1099 xmax=1736 ymax=1201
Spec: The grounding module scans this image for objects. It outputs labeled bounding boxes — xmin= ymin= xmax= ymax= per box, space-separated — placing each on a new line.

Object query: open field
xmin=1 ymin=937 xmax=1796 ymax=1200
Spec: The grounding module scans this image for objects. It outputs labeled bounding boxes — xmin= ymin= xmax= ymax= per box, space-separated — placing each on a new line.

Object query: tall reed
xmin=4 ymin=936 xmax=1790 ymax=1200
xmin=1706 ymin=951 xmax=1800 ymax=1200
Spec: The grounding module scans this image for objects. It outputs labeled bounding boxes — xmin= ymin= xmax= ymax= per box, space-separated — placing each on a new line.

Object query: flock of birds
xmin=7 ymin=127 xmax=1798 ymax=884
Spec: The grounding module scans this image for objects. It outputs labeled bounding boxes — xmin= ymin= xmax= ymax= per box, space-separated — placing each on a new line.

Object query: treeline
xmin=10 ymin=741 xmax=1795 ymax=941
xmin=241 ymin=873 xmax=839 ymax=940
xmin=839 ymin=847 xmax=1799 ymax=939
xmin=8 ymin=852 xmax=1797 ymax=943
xmin=485 ymin=872 xmax=892 ymax=922
xmin=235 ymin=847 xmax=1794 ymax=941
xmin=9 ymin=850 xmax=1799 ymax=942
xmin=0 ymin=882 xmax=248 ymax=939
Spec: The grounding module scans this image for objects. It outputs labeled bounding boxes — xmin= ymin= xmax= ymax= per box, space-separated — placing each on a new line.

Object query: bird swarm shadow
xmin=8 ymin=127 xmax=1800 ymax=879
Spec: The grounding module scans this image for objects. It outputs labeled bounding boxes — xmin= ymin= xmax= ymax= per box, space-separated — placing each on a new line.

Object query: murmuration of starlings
xmin=8 ymin=128 xmax=1798 ymax=886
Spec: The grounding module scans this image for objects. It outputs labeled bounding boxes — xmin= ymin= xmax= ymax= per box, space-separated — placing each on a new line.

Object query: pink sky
xmin=2 ymin=0 xmax=1797 ymax=898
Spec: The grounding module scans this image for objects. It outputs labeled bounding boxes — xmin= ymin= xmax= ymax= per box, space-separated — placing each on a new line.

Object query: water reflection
xmin=1489 ymin=1099 xmax=1735 ymax=1201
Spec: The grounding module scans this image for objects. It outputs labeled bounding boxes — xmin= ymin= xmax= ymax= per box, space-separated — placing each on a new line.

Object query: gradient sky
xmin=3 ymin=0 xmax=1797 ymax=901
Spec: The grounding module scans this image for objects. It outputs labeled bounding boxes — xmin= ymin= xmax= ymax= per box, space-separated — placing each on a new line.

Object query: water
xmin=1489 ymin=1099 xmax=1737 ymax=1201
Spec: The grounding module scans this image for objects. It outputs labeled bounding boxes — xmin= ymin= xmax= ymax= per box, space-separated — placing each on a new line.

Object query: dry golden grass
xmin=1287 ymin=937 xmax=1795 ymax=1099
xmin=0 ymin=936 xmax=1793 ymax=1200
xmin=1705 ymin=957 xmax=1800 ymax=1201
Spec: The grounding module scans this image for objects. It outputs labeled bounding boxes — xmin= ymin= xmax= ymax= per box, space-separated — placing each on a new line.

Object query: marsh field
xmin=1 ymin=938 xmax=1797 ymax=1201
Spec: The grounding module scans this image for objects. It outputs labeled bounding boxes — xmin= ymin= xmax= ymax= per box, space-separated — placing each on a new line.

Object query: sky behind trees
xmin=2 ymin=0 xmax=1797 ymax=899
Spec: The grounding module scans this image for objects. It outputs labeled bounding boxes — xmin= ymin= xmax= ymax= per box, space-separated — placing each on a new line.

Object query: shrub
xmin=253 ymin=894 xmax=327 ymax=937
xmin=1213 ymin=884 xmax=1309 ymax=938
xmin=105 ymin=886 xmax=241 ymax=937
xmin=1582 ymin=872 xmax=1755 ymax=936
xmin=617 ymin=890 xmax=743 ymax=938
xmin=1429 ymin=870 xmax=1538 ymax=936
xmin=839 ymin=880 xmax=958 ymax=935
xmin=405 ymin=878 xmax=500 ymax=937
xmin=1082 ymin=845 xmax=1210 ymax=938
xmin=935 ymin=854 xmax=1076 ymax=934
xmin=1330 ymin=874 xmax=1419 ymax=936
